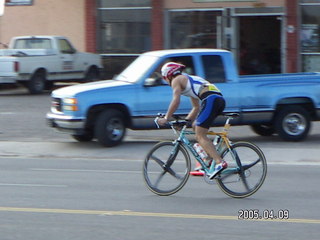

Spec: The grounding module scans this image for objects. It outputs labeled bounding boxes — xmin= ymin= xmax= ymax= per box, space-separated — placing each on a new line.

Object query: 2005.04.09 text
xmin=238 ymin=209 xmax=289 ymax=220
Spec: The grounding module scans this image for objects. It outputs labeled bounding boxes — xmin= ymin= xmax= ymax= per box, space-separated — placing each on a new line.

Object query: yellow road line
xmin=0 ymin=207 xmax=319 ymax=224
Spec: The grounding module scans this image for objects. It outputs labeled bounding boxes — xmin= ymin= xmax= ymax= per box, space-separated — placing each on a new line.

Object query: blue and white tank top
xmin=181 ymin=74 xmax=221 ymax=99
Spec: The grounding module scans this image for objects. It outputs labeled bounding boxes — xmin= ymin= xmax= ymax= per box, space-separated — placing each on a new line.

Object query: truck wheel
xmin=274 ymin=106 xmax=311 ymax=141
xmin=84 ymin=67 xmax=99 ymax=82
xmin=28 ymin=72 xmax=45 ymax=94
xmin=95 ymin=109 xmax=126 ymax=147
xmin=44 ymin=81 xmax=54 ymax=91
xmin=250 ymin=124 xmax=275 ymax=136
xmin=72 ymin=132 xmax=94 ymax=142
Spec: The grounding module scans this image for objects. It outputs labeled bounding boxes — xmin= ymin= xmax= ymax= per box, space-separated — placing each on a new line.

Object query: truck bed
xmin=0 ymin=48 xmax=56 ymax=56
xmin=239 ymin=72 xmax=320 ymax=83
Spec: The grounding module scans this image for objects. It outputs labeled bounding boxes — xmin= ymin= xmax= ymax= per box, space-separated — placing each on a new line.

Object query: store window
xmin=300 ymin=1 xmax=320 ymax=71
xmin=5 ymin=0 xmax=33 ymax=5
xmin=168 ymin=10 xmax=222 ymax=49
xmin=97 ymin=0 xmax=151 ymax=53
xmin=98 ymin=0 xmax=150 ymax=8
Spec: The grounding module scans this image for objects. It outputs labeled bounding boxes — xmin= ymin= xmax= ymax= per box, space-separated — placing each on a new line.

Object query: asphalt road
xmin=0 ymin=156 xmax=319 ymax=240
xmin=0 ymin=85 xmax=320 ymax=239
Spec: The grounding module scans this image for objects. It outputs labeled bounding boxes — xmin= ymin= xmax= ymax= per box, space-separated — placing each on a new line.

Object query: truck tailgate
xmin=0 ymin=58 xmax=17 ymax=83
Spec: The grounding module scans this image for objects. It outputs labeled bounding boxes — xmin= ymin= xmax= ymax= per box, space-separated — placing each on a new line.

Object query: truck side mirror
xmin=62 ymin=49 xmax=76 ymax=54
xmin=144 ymin=78 xmax=157 ymax=87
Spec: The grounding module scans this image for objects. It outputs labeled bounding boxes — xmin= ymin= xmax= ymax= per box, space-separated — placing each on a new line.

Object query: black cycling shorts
xmin=195 ymin=94 xmax=225 ymax=129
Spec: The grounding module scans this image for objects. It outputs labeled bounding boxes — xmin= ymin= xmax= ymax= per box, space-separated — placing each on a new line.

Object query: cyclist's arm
xmin=165 ymin=79 xmax=182 ymax=119
xmin=185 ymin=97 xmax=200 ymax=121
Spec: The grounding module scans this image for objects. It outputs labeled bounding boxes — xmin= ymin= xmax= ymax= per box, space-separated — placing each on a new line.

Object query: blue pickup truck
xmin=47 ymin=49 xmax=320 ymax=147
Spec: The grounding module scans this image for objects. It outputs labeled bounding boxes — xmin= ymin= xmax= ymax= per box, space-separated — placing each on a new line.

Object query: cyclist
xmin=157 ymin=62 xmax=227 ymax=179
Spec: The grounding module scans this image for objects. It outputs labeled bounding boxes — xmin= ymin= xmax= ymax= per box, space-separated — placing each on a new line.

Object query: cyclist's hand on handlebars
xmin=157 ymin=117 xmax=168 ymax=126
xmin=185 ymin=119 xmax=193 ymax=128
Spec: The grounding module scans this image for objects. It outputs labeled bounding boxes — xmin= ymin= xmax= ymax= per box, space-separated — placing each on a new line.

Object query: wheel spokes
xmin=242 ymin=159 xmax=261 ymax=170
xmin=143 ymin=141 xmax=191 ymax=196
xmin=233 ymin=149 xmax=253 ymax=192
xmin=217 ymin=142 xmax=267 ymax=198
xmin=150 ymin=154 xmax=183 ymax=180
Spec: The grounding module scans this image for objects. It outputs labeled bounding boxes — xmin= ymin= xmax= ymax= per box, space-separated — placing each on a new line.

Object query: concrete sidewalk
xmin=0 ymin=140 xmax=319 ymax=165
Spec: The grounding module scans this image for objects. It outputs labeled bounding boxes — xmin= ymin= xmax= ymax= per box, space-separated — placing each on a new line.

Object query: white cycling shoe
xmin=208 ymin=161 xmax=228 ymax=179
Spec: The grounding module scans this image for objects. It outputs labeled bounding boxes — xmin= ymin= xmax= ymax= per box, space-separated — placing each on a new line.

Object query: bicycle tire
xmin=143 ymin=141 xmax=191 ymax=196
xmin=216 ymin=141 xmax=267 ymax=198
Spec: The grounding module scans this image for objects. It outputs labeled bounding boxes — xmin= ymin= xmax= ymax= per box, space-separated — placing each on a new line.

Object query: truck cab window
xmin=14 ymin=38 xmax=52 ymax=49
xmin=202 ymin=55 xmax=226 ymax=83
xmin=169 ymin=56 xmax=195 ymax=75
xmin=148 ymin=56 xmax=195 ymax=86
xmin=59 ymin=39 xmax=76 ymax=54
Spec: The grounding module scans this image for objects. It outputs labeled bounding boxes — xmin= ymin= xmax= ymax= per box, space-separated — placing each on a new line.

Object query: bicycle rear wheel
xmin=143 ymin=141 xmax=191 ymax=196
xmin=216 ymin=141 xmax=267 ymax=198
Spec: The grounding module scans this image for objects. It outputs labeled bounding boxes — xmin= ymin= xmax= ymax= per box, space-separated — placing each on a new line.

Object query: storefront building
xmin=94 ymin=0 xmax=293 ymax=77
xmin=1 ymin=0 xmax=320 ymax=77
xmin=300 ymin=0 xmax=320 ymax=72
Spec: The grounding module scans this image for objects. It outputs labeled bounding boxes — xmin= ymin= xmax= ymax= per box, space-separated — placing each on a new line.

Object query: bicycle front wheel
xmin=217 ymin=141 xmax=267 ymax=198
xmin=143 ymin=141 xmax=191 ymax=196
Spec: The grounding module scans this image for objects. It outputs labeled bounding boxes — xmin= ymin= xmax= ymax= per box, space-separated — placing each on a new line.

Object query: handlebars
xmin=154 ymin=113 xmax=239 ymax=129
xmin=154 ymin=113 xmax=189 ymax=129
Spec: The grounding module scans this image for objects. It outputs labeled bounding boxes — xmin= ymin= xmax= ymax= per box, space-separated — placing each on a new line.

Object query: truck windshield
xmin=14 ymin=38 xmax=52 ymax=49
xmin=115 ymin=55 xmax=159 ymax=83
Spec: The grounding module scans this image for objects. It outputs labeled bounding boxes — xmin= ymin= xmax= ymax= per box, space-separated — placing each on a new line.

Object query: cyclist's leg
xmin=195 ymin=126 xmax=222 ymax=163
xmin=195 ymin=95 xmax=225 ymax=164
xmin=195 ymin=95 xmax=227 ymax=177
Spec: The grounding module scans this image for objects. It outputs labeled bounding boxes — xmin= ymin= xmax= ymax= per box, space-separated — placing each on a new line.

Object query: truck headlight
xmin=63 ymin=98 xmax=78 ymax=111
xmin=63 ymin=98 xmax=77 ymax=105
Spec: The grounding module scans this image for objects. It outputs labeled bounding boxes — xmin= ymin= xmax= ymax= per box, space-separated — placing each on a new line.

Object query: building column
xmin=285 ymin=0 xmax=299 ymax=72
xmin=151 ymin=0 xmax=164 ymax=50
xmin=85 ymin=0 xmax=97 ymax=53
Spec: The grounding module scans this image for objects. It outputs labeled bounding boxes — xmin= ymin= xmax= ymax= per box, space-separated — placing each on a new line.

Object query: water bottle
xmin=193 ymin=143 xmax=208 ymax=160
xmin=213 ymin=135 xmax=221 ymax=146
xmin=213 ymin=135 xmax=223 ymax=154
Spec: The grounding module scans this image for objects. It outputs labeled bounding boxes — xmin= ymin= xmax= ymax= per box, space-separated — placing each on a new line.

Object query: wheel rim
xmin=107 ymin=117 xmax=124 ymax=141
xmin=217 ymin=142 xmax=267 ymax=198
xmin=282 ymin=113 xmax=306 ymax=136
xmin=143 ymin=142 xmax=191 ymax=196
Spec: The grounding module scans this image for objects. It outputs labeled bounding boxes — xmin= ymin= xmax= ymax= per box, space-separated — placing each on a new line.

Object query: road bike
xmin=143 ymin=113 xmax=267 ymax=198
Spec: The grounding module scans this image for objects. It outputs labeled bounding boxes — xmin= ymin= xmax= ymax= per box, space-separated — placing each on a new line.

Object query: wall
xmin=0 ymin=0 xmax=86 ymax=51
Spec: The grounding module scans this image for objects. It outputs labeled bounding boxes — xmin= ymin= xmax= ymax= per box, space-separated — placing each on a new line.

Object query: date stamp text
xmin=238 ymin=209 xmax=289 ymax=220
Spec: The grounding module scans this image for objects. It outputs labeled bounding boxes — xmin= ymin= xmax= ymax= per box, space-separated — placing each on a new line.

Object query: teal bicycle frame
xmin=147 ymin=113 xmax=267 ymax=197
xmin=170 ymin=124 xmax=239 ymax=178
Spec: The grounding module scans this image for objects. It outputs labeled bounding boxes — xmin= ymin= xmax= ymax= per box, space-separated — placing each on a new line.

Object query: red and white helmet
xmin=161 ymin=62 xmax=186 ymax=79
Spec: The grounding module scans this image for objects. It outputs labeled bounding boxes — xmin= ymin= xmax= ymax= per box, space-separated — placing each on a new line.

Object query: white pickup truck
xmin=0 ymin=36 xmax=103 ymax=94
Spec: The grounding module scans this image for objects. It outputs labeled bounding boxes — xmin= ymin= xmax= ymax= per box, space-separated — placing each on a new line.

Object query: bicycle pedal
xmin=190 ymin=170 xmax=204 ymax=176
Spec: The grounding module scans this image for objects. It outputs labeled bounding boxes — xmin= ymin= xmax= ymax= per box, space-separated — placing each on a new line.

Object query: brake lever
xmin=154 ymin=113 xmax=165 ymax=129
xmin=154 ymin=117 xmax=160 ymax=129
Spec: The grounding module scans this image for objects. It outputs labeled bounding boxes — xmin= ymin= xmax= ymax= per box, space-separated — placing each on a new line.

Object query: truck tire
xmin=44 ymin=81 xmax=54 ymax=91
xmin=72 ymin=132 xmax=94 ymax=142
xmin=84 ymin=67 xmax=99 ymax=82
xmin=28 ymin=72 xmax=45 ymax=94
xmin=274 ymin=106 xmax=311 ymax=141
xmin=250 ymin=124 xmax=275 ymax=136
xmin=95 ymin=109 xmax=126 ymax=147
